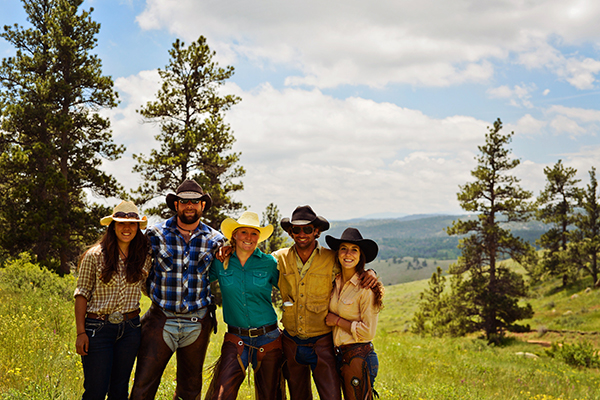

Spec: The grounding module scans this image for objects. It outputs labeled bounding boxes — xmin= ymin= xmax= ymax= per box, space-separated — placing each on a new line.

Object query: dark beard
xmin=178 ymin=209 xmax=201 ymax=225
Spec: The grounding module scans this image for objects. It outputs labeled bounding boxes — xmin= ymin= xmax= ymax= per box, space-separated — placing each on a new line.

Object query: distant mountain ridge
xmin=326 ymin=214 xmax=550 ymax=261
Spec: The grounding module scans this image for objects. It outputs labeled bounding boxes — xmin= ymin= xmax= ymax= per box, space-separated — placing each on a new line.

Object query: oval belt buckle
xmin=108 ymin=311 xmax=124 ymax=324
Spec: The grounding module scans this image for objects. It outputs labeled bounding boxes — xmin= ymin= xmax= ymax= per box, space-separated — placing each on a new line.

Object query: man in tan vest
xmin=274 ymin=205 xmax=377 ymax=399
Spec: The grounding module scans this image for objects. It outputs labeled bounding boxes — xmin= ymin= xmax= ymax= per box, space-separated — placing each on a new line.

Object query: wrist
xmin=77 ymin=332 xmax=86 ymax=336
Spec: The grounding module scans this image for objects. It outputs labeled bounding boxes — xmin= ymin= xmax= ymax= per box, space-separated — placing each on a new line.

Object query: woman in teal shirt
xmin=206 ymin=211 xmax=284 ymax=400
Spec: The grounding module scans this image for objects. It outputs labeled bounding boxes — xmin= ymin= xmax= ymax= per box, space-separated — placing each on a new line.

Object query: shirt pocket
xmin=253 ymin=271 xmax=268 ymax=287
xmin=156 ymin=246 xmax=174 ymax=272
xmin=306 ymin=273 xmax=330 ymax=301
xmin=219 ymin=268 xmax=235 ymax=287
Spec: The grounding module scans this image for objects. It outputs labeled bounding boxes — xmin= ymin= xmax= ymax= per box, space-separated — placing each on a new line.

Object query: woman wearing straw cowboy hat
xmin=205 ymin=211 xmax=285 ymax=400
xmin=74 ymin=201 xmax=151 ymax=400
xmin=325 ymin=228 xmax=384 ymax=400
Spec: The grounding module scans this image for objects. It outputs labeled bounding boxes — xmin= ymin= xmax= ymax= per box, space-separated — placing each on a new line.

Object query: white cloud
xmin=135 ymin=0 xmax=600 ymax=90
xmin=487 ymin=83 xmax=536 ymax=108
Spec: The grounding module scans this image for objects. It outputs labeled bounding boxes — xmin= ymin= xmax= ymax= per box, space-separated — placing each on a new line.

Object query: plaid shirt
xmin=74 ymin=244 xmax=151 ymax=314
xmin=146 ymin=216 xmax=225 ymax=313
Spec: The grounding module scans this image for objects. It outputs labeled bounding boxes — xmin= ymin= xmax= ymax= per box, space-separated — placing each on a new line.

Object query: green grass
xmin=371 ymin=257 xmax=455 ymax=286
xmin=3 ymin=256 xmax=600 ymax=399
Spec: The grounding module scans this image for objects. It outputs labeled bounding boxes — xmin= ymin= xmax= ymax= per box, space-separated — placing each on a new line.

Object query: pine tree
xmin=132 ymin=36 xmax=244 ymax=229
xmin=259 ymin=203 xmax=291 ymax=254
xmin=0 ymin=0 xmax=123 ymax=273
xmin=568 ymin=167 xmax=600 ymax=286
xmin=534 ymin=160 xmax=583 ymax=285
xmin=444 ymin=119 xmax=534 ymax=342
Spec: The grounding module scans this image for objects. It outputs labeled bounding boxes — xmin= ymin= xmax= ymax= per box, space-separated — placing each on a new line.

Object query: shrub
xmin=545 ymin=341 xmax=600 ymax=368
xmin=0 ymin=253 xmax=75 ymax=300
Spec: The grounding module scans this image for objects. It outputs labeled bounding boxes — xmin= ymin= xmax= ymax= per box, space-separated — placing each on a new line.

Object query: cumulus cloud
xmin=135 ymin=0 xmax=600 ymax=90
xmin=487 ymin=83 xmax=536 ymax=108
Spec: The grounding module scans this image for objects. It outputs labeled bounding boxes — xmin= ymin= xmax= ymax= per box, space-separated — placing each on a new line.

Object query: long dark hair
xmin=78 ymin=221 xmax=150 ymax=284
xmin=336 ymin=248 xmax=385 ymax=311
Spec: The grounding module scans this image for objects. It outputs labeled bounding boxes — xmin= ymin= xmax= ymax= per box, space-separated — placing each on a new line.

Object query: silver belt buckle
xmin=108 ymin=311 xmax=124 ymax=324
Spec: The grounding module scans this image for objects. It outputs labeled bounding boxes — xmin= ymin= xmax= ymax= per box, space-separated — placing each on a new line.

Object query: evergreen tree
xmin=259 ymin=203 xmax=291 ymax=254
xmin=132 ymin=36 xmax=244 ymax=229
xmin=444 ymin=119 xmax=534 ymax=342
xmin=534 ymin=160 xmax=583 ymax=285
xmin=568 ymin=167 xmax=600 ymax=287
xmin=0 ymin=0 xmax=123 ymax=273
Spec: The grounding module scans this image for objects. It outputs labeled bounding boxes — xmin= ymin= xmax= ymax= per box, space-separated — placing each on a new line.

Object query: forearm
xmin=74 ymin=295 xmax=88 ymax=335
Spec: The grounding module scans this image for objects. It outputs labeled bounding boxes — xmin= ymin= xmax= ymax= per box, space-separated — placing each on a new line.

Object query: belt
xmin=228 ymin=323 xmax=278 ymax=338
xmin=86 ymin=308 xmax=140 ymax=324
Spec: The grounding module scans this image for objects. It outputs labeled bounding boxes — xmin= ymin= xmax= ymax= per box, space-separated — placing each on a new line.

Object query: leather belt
xmin=228 ymin=323 xmax=278 ymax=338
xmin=86 ymin=308 xmax=140 ymax=323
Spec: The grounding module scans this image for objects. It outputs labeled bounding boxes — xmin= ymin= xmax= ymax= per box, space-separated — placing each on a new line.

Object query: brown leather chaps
xmin=129 ymin=303 xmax=213 ymax=400
xmin=206 ymin=332 xmax=284 ymax=400
xmin=337 ymin=342 xmax=374 ymax=400
xmin=282 ymin=333 xmax=341 ymax=400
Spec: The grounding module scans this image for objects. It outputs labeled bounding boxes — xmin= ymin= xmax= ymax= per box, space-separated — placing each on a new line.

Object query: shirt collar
xmin=292 ymin=240 xmax=323 ymax=255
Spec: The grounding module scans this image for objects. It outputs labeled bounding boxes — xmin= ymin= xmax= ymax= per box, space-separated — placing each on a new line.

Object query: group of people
xmin=73 ymin=179 xmax=385 ymax=400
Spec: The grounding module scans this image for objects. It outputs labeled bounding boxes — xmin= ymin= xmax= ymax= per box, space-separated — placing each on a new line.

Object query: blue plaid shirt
xmin=146 ymin=216 xmax=225 ymax=313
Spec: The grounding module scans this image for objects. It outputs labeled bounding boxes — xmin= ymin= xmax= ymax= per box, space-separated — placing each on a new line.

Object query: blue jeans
xmin=81 ymin=316 xmax=141 ymax=400
xmin=237 ymin=328 xmax=281 ymax=369
xmin=366 ymin=349 xmax=379 ymax=386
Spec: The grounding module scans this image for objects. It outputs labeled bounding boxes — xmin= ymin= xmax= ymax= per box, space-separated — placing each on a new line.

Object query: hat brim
xmin=280 ymin=216 xmax=330 ymax=232
xmin=100 ymin=215 xmax=148 ymax=230
xmin=325 ymin=235 xmax=378 ymax=263
xmin=166 ymin=193 xmax=213 ymax=212
xmin=221 ymin=218 xmax=274 ymax=243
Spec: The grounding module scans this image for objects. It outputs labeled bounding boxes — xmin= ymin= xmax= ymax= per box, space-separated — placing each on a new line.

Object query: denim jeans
xmin=283 ymin=330 xmax=330 ymax=371
xmin=237 ymin=328 xmax=281 ymax=369
xmin=81 ymin=316 xmax=141 ymax=400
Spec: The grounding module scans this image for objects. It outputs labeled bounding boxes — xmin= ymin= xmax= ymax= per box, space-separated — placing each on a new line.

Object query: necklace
xmin=118 ymin=246 xmax=128 ymax=260
xmin=177 ymin=224 xmax=194 ymax=236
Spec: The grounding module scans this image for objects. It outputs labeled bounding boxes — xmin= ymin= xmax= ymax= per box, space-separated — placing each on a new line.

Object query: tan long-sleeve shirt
xmin=329 ymin=273 xmax=379 ymax=346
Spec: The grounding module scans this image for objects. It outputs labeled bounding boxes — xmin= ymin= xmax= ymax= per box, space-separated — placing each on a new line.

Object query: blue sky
xmin=3 ymin=0 xmax=600 ymax=220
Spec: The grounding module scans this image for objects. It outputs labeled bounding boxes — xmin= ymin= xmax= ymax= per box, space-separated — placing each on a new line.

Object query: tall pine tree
xmin=534 ymin=160 xmax=583 ymax=285
xmin=0 ymin=0 xmax=123 ymax=273
xmin=438 ymin=119 xmax=534 ymax=342
xmin=132 ymin=36 xmax=244 ymax=229
xmin=567 ymin=167 xmax=600 ymax=287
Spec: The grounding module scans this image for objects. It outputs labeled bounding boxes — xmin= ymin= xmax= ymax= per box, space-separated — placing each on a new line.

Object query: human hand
xmin=76 ymin=332 xmax=89 ymax=356
xmin=325 ymin=312 xmax=340 ymax=327
xmin=216 ymin=245 xmax=233 ymax=262
xmin=359 ymin=269 xmax=378 ymax=289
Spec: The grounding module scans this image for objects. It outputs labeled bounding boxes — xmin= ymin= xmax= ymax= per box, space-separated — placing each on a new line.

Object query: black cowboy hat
xmin=166 ymin=179 xmax=212 ymax=212
xmin=280 ymin=205 xmax=330 ymax=232
xmin=325 ymin=227 xmax=379 ymax=263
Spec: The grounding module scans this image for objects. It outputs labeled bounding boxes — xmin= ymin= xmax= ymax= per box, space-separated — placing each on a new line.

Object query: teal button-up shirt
xmin=210 ymin=248 xmax=279 ymax=329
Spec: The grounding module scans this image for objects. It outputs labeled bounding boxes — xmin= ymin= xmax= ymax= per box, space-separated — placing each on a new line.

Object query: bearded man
xmin=130 ymin=179 xmax=225 ymax=400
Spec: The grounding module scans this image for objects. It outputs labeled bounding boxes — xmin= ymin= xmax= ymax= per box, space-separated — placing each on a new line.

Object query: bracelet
xmin=77 ymin=332 xmax=86 ymax=337
xmin=336 ymin=316 xmax=341 ymax=326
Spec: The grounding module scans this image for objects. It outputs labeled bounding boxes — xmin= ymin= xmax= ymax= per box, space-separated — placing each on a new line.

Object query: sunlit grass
xmin=3 ymin=257 xmax=600 ymax=399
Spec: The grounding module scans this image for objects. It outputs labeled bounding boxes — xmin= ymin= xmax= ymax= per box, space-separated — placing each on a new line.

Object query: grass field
xmin=2 ymin=255 xmax=600 ymax=399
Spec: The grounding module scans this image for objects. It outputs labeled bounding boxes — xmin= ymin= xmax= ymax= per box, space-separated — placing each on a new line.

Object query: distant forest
xmin=327 ymin=214 xmax=548 ymax=260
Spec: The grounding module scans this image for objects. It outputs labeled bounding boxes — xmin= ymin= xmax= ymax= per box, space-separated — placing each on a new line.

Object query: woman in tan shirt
xmin=325 ymin=228 xmax=384 ymax=400
xmin=74 ymin=201 xmax=151 ymax=400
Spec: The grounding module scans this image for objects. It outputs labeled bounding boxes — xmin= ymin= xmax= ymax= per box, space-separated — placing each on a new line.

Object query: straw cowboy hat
xmin=280 ymin=205 xmax=330 ymax=232
xmin=166 ymin=179 xmax=212 ymax=212
xmin=325 ymin=227 xmax=379 ymax=263
xmin=100 ymin=201 xmax=148 ymax=230
xmin=221 ymin=211 xmax=274 ymax=243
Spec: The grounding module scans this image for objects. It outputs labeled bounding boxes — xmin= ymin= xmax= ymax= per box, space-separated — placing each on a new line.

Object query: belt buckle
xmin=108 ymin=311 xmax=124 ymax=324
xmin=248 ymin=328 xmax=260 ymax=338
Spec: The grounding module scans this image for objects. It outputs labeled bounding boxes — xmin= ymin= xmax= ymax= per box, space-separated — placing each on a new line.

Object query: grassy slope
xmin=3 ymin=265 xmax=600 ymax=399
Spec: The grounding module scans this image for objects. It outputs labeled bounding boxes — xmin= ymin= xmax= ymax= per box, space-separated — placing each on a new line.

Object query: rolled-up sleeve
xmin=350 ymin=289 xmax=378 ymax=342
xmin=73 ymin=248 xmax=99 ymax=301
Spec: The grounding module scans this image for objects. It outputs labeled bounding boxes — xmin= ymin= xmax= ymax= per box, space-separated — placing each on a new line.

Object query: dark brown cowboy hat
xmin=166 ymin=179 xmax=212 ymax=212
xmin=325 ymin=227 xmax=379 ymax=263
xmin=280 ymin=205 xmax=330 ymax=232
